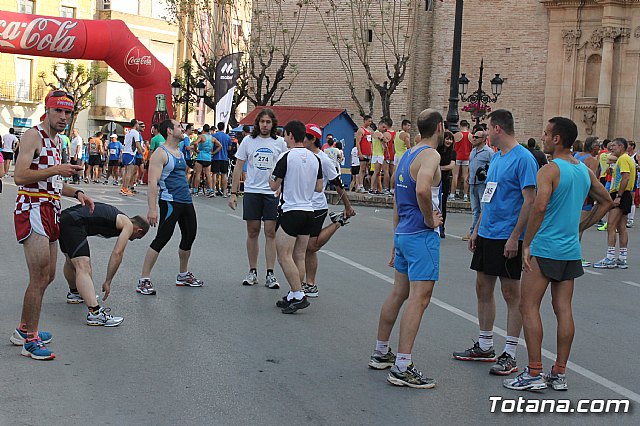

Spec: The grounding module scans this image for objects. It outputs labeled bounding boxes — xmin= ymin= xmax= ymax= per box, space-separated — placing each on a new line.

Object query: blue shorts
xmin=394 ymin=230 xmax=440 ymax=281
xmin=122 ymin=153 xmax=136 ymax=166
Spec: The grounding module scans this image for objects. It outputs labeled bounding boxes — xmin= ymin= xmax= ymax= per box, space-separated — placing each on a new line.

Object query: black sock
xmin=88 ymin=305 xmax=101 ymax=313
xmin=70 ymin=289 xmax=79 ymax=294
xmin=250 ymin=268 xmax=257 ymax=274
xmin=266 ymin=269 xmax=274 ymax=276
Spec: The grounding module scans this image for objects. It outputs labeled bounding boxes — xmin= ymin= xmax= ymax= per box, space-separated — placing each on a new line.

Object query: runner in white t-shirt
xmin=121 ymin=119 xmax=142 ymax=196
xmin=229 ymin=109 xmax=287 ymax=289
xmin=2 ymin=128 xmax=18 ymax=175
xmin=270 ymin=120 xmax=323 ymax=314
xmin=350 ymin=145 xmax=360 ymax=191
xmin=301 ymin=123 xmax=356 ymax=298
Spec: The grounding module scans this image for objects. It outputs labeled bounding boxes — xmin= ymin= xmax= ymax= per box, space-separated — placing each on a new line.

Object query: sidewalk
xmin=326 ymin=190 xmax=471 ymax=212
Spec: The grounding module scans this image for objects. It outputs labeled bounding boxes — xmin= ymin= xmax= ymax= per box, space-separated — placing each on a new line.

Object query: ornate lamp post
xmin=445 ymin=0 xmax=464 ymax=133
xmin=459 ymin=59 xmax=504 ymax=125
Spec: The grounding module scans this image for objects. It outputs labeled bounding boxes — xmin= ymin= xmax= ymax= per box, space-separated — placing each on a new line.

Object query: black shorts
xmin=197 ymin=160 xmax=211 ymax=168
xmin=108 ymin=159 xmax=119 ymax=167
xmin=135 ymin=157 xmax=143 ymax=166
xmin=59 ymin=215 xmax=90 ymax=259
xmin=535 ymin=257 xmax=583 ymax=282
xmin=212 ymin=160 xmax=229 ymax=174
xmin=470 ymin=236 xmax=523 ymax=280
xmin=612 ymin=191 xmax=632 ymax=215
xmin=278 ymin=210 xmax=314 ymax=237
xmin=88 ymin=155 xmax=102 ymax=166
xmin=150 ymin=200 xmax=197 ymax=253
xmin=351 ymin=165 xmax=360 ymax=175
xmin=186 ymin=159 xmax=195 ymax=169
xmin=242 ymin=192 xmax=279 ymax=221
xmin=310 ymin=209 xmax=328 ymax=237
xmin=2 ymin=151 xmax=13 ymax=161
xmin=600 ymin=176 xmax=607 ymax=187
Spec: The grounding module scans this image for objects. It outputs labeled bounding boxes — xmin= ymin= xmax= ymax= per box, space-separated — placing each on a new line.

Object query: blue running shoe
xmin=503 ymin=367 xmax=547 ymax=391
xmin=21 ymin=339 xmax=55 ymax=360
xmin=10 ymin=329 xmax=53 ymax=346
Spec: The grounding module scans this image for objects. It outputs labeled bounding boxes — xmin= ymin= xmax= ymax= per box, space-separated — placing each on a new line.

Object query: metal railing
xmin=0 ymin=81 xmax=45 ymax=103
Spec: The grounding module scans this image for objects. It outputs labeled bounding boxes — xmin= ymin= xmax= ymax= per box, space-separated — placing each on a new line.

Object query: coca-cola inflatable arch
xmin=0 ymin=11 xmax=173 ymax=139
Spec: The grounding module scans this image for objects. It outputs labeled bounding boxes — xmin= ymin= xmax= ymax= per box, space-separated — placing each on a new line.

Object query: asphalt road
xmin=0 ymin=180 xmax=638 ymax=425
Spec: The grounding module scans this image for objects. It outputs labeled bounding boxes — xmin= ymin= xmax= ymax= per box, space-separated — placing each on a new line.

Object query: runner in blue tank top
xmin=136 ymin=119 xmax=204 ymax=296
xmin=505 ymin=117 xmax=612 ymax=392
xmin=370 ymin=109 xmax=443 ymax=390
xmin=192 ymin=124 xmax=221 ymax=197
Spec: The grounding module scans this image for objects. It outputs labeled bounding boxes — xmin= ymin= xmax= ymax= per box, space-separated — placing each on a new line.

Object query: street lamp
xmin=195 ymin=79 xmax=206 ymax=99
xmin=459 ymin=59 xmax=504 ymax=125
xmin=171 ymin=75 xmax=191 ymax=124
xmin=445 ymin=0 xmax=464 ymax=133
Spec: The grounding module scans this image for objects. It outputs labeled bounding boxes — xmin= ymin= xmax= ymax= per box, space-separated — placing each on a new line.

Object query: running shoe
xmin=452 ymin=341 xmax=496 ymax=362
xmin=279 ymin=296 xmax=310 ymax=314
xmin=581 ymin=259 xmax=592 ymax=267
xmin=136 ymin=278 xmax=156 ymax=295
xmin=387 ymin=364 xmax=436 ymax=389
xmin=489 ymin=352 xmax=518 ymax=376
xmin=329 ymin=211 xmax=349 ymax=226
xmin=503 ymin=367 xmax=547 ymax=391
xmin=463 ymin=194 xmax=469 ymax=202
xmin=302 ymin=282 xmax=318 ymax=298
xmin=66 ymin=291 xmax=84 ymax=304
xmin=21 ymin=338 xmax=55 ymax=361
xmin=176 ymin=272 xmax=204 ymax=287
xmin=242 ymin=271 xmax=258 ymax=286
xmin=120 ymin=188 xmax=133 ymax=196
xmin=10 ymin=329 xmax=53 ymax=346
xmin=368 ymin=349 xmax=396 ymax=370
xmin=215 ymin=190 xmax=223 ymax=197
xmin=593 ymin=258 xmax=617 ymax=269
xmin=616 ymin=259 xmax=628 ymax=269
xmin=265 ymin=273 xmax=280 ymax=289
xmin=597 ymin=222 xmax=608 ymax=231
xmin=112 ymin=180 xmax=119 ymax=186
xmin=627 ymin=219 xmax=634 ymax=228
xmin=545 ymin=371 xmax=568 ymax=391
xmin=447 ymin=194 xmax=455 ymax=201
xmin=207 ymin=190 xmax=216 ymax=198
xmin=86 ymin=307 xmax=124 ymax=327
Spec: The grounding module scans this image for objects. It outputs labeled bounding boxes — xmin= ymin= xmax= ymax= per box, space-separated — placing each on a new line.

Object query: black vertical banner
xmin=214 ymin=52 xmax=243 ymax=128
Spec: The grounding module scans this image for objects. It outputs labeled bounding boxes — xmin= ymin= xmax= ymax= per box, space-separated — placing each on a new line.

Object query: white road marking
xmin=583 ymin=269 xmax=603 ymax=276
xmin=622 ymin=281 xmax=640 ymax=289
xmin=320 ymin=249 xmax=640 ymax=404
xmin=227 ymin=213 xmax=243 ymax=220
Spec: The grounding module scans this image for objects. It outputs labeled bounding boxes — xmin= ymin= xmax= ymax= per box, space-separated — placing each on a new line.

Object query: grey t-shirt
xmin=469 ymin=145 xmax=495 ymax=185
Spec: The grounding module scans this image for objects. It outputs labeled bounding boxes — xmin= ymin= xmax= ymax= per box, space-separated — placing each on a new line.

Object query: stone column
xmin=593 ymin=27 xmax=624 ymax=138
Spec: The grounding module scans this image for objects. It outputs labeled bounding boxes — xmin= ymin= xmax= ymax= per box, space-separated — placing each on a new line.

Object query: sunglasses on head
xmin=50 ymin=90 xmax=75 ymax=102
xmin=473 ymin=135 xmax=484 ymax=139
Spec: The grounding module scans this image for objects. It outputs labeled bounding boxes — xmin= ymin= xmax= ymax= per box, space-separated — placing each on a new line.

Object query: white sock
xmin=287 ymin=291 xmax=304 ymax=301
xmin=607 ymin=247 xmax=616 ymax=260
xmin=375 ymin=340 xmax=389 ymax=353
xmin=504 ymin=336 xmax=519 ymax=358
xmin=619 ymin=248 xmax=628 ymax=261
xmin=479 ymin=330 xmax=493 ymax=351
xmin=395 ymin=353 xmax=411 ymax=372
xmin=629 ymin=205 xmax=636 ymax=221
xmin=178 ymin=271 xmax=189 ymax=278
xmin=139 ymin=277 xmax=150 ymax=283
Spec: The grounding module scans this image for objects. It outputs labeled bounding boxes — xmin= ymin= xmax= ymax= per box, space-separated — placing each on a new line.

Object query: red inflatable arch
xmin=0 ymin=10 xmax=173 ymax=139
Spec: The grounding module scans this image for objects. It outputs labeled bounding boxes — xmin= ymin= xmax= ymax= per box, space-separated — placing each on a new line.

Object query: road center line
xmin=583 ymin=269 xmax=603 ymax=276
xmin=319 ymin=248 xmax=640 ymax=403
xmin=622 ymin=281 xmax=640 ymax=289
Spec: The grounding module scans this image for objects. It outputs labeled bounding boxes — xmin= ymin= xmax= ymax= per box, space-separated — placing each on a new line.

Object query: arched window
xmin=585 ymin=54 xmax=601 ymax=98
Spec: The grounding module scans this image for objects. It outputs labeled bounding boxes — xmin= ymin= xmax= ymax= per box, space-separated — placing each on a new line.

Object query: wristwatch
xmin=74 ymin=190 xmax=84 ymax=199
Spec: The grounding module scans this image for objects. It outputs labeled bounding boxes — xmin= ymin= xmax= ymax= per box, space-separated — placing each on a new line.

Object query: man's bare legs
xmin=398 ymin=280 xmax=435 ymax=354
xmin=67 ymin=256 xmax=99 ymax=308
xmin=19 ymin=234 xmax=57 ymax=334
xmin=275 ymin=231 xmax=308 ymax=293
xmin=377 ymin=270 xmax=410 ymax=342
xmin=246 ymin=220 xmax=261 ymax=269
xmin=461 ymin=165 xmax=470 ymax=200
xmin=451 ymin=164 xmax=461 ymax=198
xmin=372 ymin=162 xmax=383 ymax=193
xmin=263 ymin=220 xmax=277 ymax=272
xmin=305 ymin=222 xmax=341 ymax=285
xmin=476 ymin=271 xmax=498 ymax=332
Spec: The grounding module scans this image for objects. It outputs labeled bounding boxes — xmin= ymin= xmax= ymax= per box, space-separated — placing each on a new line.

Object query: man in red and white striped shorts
xmin=9 ymin=90 xmax=94 ymax=361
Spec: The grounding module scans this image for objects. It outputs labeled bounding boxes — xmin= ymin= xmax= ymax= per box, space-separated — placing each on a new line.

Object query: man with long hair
xmin=229 ymin=108 xmax=288 ymax=289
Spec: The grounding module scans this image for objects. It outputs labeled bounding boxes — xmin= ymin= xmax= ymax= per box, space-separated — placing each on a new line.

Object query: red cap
xmin=305 ymin=123 xmax=322 ymax=140
xmin=45 ymin=90 xmax=74 ymax=111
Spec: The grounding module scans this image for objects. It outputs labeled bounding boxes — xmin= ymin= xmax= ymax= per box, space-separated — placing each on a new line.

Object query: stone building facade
xmin=252 ymin=0 xmax=640 ymax=142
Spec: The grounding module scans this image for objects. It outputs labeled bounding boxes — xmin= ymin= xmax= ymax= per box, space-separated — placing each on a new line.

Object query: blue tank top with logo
xmin=158 ymin=145 xmax=192 ymax=204
xmin=394 ymin=145 xmax=441 ymax=235
xmin=197 ymin=135 xmax=213 ymax=162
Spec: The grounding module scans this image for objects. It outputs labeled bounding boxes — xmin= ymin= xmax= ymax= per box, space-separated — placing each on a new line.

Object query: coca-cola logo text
xmin=124 ymin=47 xmax=154 ymax=76
xmin=0 ymin=18 xmax=78 ymax=53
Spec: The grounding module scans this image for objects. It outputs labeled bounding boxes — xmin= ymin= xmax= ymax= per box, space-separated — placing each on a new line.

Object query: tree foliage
xmin=38 ymin=61 xmax=108 ymax=136
xmin=314 ymin=0 xmax=421 ymax=119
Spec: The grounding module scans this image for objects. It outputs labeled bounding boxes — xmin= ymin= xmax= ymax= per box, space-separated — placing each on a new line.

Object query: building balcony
xmin=0 ymin=82 xmax=45 ymax=104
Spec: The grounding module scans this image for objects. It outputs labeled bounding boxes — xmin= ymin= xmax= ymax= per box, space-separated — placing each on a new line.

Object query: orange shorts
xmin=14 ymin=203 xmax=60 ymax=243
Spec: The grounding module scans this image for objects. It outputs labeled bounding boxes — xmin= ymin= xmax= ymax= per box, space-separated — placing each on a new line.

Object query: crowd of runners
xmin=4 ymin=90 xmax=638 ymax=397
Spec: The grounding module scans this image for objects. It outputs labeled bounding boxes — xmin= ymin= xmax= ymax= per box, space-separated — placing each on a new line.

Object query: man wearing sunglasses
xmin=10 ymin=90 xmax=94 ymax=360
xmin=465 ymin=126 xmax=494 ymax=241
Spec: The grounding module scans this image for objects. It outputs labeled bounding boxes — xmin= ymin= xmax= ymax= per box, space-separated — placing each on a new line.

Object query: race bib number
xmin=366 ymin=135 xmax=372 ymax=142
xmin=482 ymin=182 xmax=497 ymax=203
xmin=109 ymin=149 xmax=117 ymax=155
xmin=254 ymin=148 xmax=275 ymax=171
xmin=52 ymin=175 xmax=63 ymax=190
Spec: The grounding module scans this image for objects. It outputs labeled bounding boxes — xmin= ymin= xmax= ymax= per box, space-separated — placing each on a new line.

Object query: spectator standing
xmin=437 ymin=130 xmax=455 ymax=237
xmin=464 ymin=127 xmax=495 ymax=241
xmin=2 ymin=127 xmax=18 ymax=176
xmin=527 ymin=138 xmax=548 ymax=169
